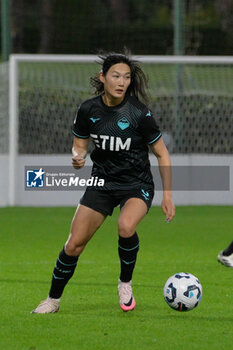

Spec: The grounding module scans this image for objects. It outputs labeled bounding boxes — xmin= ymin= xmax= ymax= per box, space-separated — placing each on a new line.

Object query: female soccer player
xmin=32 ymin=51 xmax=175 ymax=314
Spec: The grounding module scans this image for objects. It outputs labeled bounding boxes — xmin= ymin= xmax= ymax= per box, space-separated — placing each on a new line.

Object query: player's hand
xmin=72 ymin=155 xmax=86 ymax=169
xmin=72 ymin=148 xmax=86 ymax=169
xmin=161 ymin=196 xmax=175 ymax=222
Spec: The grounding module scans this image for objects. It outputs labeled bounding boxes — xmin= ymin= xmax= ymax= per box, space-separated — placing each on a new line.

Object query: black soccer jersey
xmin=72 ymin=94 xmax=162 ymax=190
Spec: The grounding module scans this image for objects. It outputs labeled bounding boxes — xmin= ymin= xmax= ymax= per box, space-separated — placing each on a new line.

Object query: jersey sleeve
xmin=138 ymin=108 xmax=162 ymax=144
xmin=72 ymin=103 xmax=90 ymax=139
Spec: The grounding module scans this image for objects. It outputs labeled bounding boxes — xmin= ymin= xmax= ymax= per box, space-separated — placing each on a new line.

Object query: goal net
xmin=7 ymin=54 xmax=233 ymax=158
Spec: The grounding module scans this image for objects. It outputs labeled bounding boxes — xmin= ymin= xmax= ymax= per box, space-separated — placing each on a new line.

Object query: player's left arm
xmin=150 ymin=138 xmax=175 ymax=222
xmin=72 ymin=136 xmax=89 ymax=169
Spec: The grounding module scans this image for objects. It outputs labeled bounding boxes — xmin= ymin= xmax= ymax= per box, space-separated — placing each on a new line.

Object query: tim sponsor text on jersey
xmin=90 ymin=133 xmax=131 ymax=151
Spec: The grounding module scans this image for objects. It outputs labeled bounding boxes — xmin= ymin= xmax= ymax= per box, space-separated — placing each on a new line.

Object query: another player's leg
xmin=117 ymin=198 xmax=147 ymax=311
xmin=31 ymin=205 xmax=106 ymax=314
xmin=217 ymin=240 xmax=233 ymax=268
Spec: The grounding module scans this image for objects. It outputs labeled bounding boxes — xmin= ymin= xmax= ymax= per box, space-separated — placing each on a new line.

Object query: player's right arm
xmin=72 ymin=137 xmax=89 ymax=169
xmin=72 ymin=102 xmax=90 ymax=169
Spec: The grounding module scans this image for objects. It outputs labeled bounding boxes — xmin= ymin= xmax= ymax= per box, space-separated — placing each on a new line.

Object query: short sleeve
xmin=72 ymin=104 xmax=90 ymax=138
xmin=138 ymin=108 xmax=162 ymax=144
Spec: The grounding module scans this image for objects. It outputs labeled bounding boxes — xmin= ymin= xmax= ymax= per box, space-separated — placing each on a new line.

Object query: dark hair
xmin=90 ymin=50 xmax=150 ymax=104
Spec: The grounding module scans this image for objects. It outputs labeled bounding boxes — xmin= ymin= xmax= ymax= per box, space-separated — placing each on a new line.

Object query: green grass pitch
xmin=0 ymin=206 xmax=232 ymax=350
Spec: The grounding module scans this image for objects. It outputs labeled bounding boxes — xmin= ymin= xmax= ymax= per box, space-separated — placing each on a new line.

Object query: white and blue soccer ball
xmin=163 ymin=272 xmax=202 ymax=311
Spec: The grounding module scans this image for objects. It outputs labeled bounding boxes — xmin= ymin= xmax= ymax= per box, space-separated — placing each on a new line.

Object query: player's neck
xmin=101 ymin=93 xmax=124 ymax=107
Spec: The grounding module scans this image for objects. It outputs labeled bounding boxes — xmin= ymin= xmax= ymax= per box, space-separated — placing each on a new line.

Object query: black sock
xmin=118 ymin=232 xmax=139 ymax=283
xmin=223 ymin=241 xmax=233 ymax=256
xmin=49 ymin=248 xmax=79 ymax=299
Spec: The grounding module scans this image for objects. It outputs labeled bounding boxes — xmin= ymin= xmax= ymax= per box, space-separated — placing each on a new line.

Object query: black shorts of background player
xmin=217 ymin=240 xmax=233 ymax=268
xmin=31 ymin=50 xmax=175 ymax=314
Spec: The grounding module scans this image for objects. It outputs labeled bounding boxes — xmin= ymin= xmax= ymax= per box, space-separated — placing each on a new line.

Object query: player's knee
xmin=118 ymin=219 xmax=135 ymax=238
xmin=65 ymin=240 xmax=85 ymax=256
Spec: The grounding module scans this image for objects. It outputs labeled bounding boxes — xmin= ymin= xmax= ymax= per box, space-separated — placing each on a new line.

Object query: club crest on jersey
xmin=117 ymin=117 xmax=130 ymax=130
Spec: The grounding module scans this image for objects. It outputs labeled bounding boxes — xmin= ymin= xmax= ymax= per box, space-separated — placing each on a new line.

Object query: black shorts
xmin=80 ymin=187 xmax=154 ymax=216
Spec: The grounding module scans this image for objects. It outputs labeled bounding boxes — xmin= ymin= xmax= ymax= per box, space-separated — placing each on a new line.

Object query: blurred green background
xmin=1 ymin=0 xmax=233 ymax=60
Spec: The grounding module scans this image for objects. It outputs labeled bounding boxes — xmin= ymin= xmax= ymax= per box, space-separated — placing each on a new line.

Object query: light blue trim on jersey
xmin=72 ymin=130 xmax=89 ymax=139
xmin=147 ymin=133 xmax=162 ymax=145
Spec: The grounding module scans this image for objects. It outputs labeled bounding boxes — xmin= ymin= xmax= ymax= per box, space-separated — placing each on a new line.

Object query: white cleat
xmin=31 ymin=297 xmax=60 ymax=314
xmin=217 ymin=251 xmax=233 ymax=268
xmin=118 ymin=280 xmax=136 ymax=312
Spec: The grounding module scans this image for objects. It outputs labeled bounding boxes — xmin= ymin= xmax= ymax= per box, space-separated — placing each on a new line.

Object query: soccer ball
xmin=163 ymin=272 xmax=202 ymax=311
